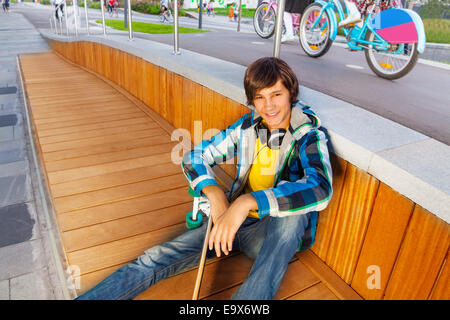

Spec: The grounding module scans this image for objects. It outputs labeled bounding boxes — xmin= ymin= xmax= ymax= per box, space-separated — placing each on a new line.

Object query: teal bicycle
xmin=299 ymin=0 xmax=426 ymax=79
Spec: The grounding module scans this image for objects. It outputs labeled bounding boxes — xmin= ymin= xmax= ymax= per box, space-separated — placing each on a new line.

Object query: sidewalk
xmin=0 ymin=12 xmax=70 ymax=300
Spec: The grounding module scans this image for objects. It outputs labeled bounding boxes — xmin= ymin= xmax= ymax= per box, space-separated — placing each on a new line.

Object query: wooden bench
xmin=19 ymin=51 xmax=361 ymax=300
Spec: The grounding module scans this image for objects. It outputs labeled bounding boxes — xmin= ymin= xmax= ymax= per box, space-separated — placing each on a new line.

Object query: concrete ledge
xmin=40 ymin=32 xmax=450 ymax=224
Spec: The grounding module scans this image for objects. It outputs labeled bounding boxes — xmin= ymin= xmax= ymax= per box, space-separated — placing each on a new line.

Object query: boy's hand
xmin=208 ymin=194 xmax=258 ymax=257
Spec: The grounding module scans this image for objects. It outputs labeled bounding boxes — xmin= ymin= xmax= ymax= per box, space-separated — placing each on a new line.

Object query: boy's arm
xmin=181 ymin=114 xmax=246 ymax=197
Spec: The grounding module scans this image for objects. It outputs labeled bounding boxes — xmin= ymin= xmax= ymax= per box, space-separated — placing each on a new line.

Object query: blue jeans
xmin=75 ymin=213 xmax=309 ymax=300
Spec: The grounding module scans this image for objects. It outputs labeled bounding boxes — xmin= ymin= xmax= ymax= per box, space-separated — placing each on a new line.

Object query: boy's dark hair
xmin=244 ymin=57 xmax=299 ymax=106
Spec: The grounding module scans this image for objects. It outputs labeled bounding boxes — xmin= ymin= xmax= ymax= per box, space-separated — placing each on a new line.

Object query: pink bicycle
xmin=253 ymin=0 xmax=301 ymax=39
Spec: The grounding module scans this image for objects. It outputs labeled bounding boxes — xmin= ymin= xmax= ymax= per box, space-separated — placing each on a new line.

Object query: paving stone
xmin=0 ymin=148 xmax=24 ymax=164
xmin=0 ymin=87 xmax=17 ymax=95
xmin=0 ymin=114 xmax=18 ymax=127
xmin=10 ymin=268 xmax=54 ymax=300
xmin=0 ymin=203 xmax=36 ymax=248
xmin=0 ymin=280 xmax=9 ymax=300
xmin=0 ymin=174 xmax=32 ymax=207
xmin=0 ymin=239 xmax=47 ymax=281
xmin=0 ymin=159 xmax=29 ymax=178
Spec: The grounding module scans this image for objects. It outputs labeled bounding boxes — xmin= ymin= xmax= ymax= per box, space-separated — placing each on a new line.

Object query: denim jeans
xmin=75 ymin=212 xmax=309 ymax=300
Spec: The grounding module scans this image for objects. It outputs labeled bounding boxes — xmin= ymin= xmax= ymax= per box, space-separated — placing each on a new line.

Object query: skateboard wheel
xmin=186 ymin=211 xmax=203 ymax=229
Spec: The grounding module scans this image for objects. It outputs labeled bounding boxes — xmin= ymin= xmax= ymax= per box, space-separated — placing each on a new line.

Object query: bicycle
xmin=299 ymin=0 xmax=425 ymax=79
xmin=253 ymin=0 xmax=301 ymax=39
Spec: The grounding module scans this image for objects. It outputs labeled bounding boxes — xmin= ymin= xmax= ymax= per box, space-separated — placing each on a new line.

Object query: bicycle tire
xmin=364 ymin=30 xmax=419 ymax=80
xmin=299 ymin=3 xmax=333 ymax=58
xmin=253 ymin=3 xmax=276 ymax=39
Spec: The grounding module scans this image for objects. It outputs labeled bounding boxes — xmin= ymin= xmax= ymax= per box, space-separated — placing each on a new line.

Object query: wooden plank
xmin=351 ymin=183 xmax=414 ymax=300
xmin=311 ymin=154 xmax=348 ymax=262
xmin=50 ymin=162 xmax=181 ymax=198
xmin=298 ymin=249 xmax=363 ymax=300
xmin=62 ymin=202 xmax=192 ymax=252
xmin=39 ymin=122 xmax=161 ymax=145
xmin=429 ymin=253 xmax=449 ymax=300
xmin=57 ymin=187 xmax=192 ymax=231
xmin=135 ymin=253 xmax=254 ymax=300
xmin=287 ymin=283 xmax=339 ymax=300
xmin=47 ymin=152 xmax=173 ymax=184
xmin=33 ymin=111 xmax=145 ymax=131
xmin=38 ymin=117 xmax=156 ymax=138
xmin=67 ymin=223 xmax=188 ymax=275
xmin=54 ymin=173 xmax=187 ymax=213
xmin=324 ymin=164 xmax=379 ymax=283
xmin=383 ymin=206 xmax=450 ymax=299
xmin=40 ymin=128 xmax=168 ymax=153
xmin=43 ymin=135 xmax=173 ymax=162
xmin=45 ymin=141 xmax=176 ymax=172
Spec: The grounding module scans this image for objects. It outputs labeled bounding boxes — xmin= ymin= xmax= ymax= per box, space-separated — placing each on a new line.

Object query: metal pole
xmin=100 ymin=0 xmax=107 ymax=35
xmin=273 ymin=0 xmax=286 ymax=58
xmin=50 ymin=17 xmax=54 ymax=34
xmin=73 ymin=0 xmax=79 ymax=36
xmin=127 ymin=0 xmax=133 ymax=40
xmin=173 ymin=0 xmax=180 ymax=55
xmin=84 ymin=0 xmax=89 ymax=35
xmin=124 ymin=0 xmax=128 ymax=29
xmin=59 ymin=15 xmax=63 ymax=35
xmin=198 ymin=0 xmax=202 ymax=29
xmin=237 ymin=0 xmax=242 ymax=32
xmin=63 ymin=1 xmax=69 ymax=36
xmin=53 ymin=13 xmax=57 ymax=34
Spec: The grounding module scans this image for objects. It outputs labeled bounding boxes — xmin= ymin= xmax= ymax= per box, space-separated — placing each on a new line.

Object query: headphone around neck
xmin=255 ymin=121 xmax=287 ymax=150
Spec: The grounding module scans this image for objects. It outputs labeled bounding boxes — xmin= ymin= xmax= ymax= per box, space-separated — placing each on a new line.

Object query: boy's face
xmin=253 ymin=79 xmax=291 ymax=131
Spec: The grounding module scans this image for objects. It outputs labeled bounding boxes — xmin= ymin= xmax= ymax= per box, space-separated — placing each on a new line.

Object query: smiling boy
xmin=76 ymin=57 xmax=332 ymax=300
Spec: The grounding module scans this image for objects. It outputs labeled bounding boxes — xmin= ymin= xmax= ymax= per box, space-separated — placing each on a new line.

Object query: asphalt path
xmin=11 ymin=3 xmax=450 ymax=145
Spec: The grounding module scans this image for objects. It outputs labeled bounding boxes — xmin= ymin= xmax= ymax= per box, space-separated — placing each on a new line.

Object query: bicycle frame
xmin=309 ymin=0 xmax=425 ymax=53
xmin=259 ymin=0 xmax=300 ymax=31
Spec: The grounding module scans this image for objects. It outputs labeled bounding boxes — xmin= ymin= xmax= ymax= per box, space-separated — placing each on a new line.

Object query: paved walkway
xmin=0 ymin=12 xmax=70 ymax=300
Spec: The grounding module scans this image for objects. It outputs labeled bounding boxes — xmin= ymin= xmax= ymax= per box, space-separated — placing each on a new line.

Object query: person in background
xmin=282 ymin=0 xmax=314 ymax=42
xmin=228 ymin=2 xmax=234 ymax=21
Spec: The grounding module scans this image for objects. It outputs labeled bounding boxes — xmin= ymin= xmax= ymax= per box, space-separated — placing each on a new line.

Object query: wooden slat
xmin=47 ymin=152 xmax=173 ymax=184
xmin=298 ymin=250 xmax=363 ymax=300
xmin=57 ymin=187 xmax=193 ymax=231
xmin=287 ymin=283 xmax=339 ymax=300
xmin=62 ymin=202 xmax=192 ymax=252
xmin=45 ymin=142 xmax=175 ymax=172
xmin=50 ymin=162 xmax=181 ymax=198
xmin=383 ymin=206 xmax=450 ymax=299
xmin=324 ymin=164 xmax=379 ymax=283
xmin=311 ymin=153 xmax=348 ymax=262
xmin=67 ymin=223 xmax=188 ymax=275
xmin=430 ymin=253 xmax=449 ymax=300
xmin=54 ymin=173 xmax=187 ymax=213
xmin=351 ymin=183 xmax=414 ymax=299
xmin=43 ymin=135 xmax=172 ymax=162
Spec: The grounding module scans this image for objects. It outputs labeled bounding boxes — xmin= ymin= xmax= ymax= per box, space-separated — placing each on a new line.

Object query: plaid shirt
xmin=182 ymin=102 xmax=333 ymax=250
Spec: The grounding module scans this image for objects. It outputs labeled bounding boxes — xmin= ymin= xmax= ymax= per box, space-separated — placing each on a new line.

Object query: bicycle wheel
xmin=253 ymin=3 xmax=276 ymax=39
xmin=364 ymin=31 xmax=418 ymax=80
xmin=299 ymin=3 xmax=332 ymax=57
xmin=168 ymin=10 xmax=173 ymax=23
xmin=159 ymin=13 xmax=165 ymax=23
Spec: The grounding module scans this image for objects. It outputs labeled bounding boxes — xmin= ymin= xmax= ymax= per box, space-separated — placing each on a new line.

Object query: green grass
xmin=97 ymin=19 xmax=211 ymax=34
xmin=186 ymin=8 xmax=256 ymax=18
xmin=423 ymin=19 xmax=450 ymax=44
